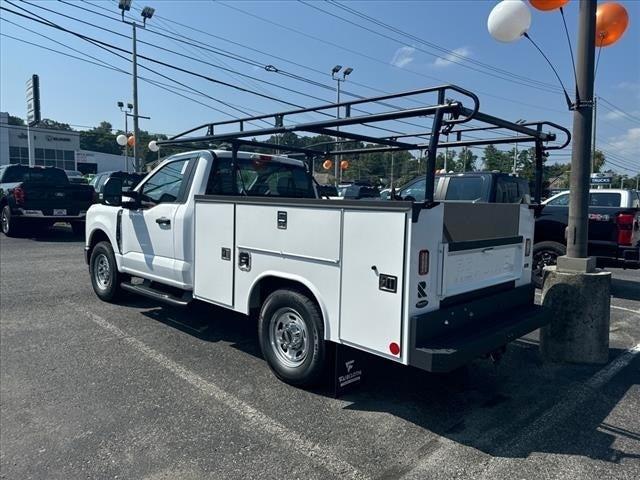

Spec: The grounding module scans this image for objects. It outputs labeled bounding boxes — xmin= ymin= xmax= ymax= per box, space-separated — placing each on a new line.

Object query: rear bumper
xmin=409 ymin=284 xmax=548 ymax=373
xmin=12 ymin=208 xmax=87 ymax=221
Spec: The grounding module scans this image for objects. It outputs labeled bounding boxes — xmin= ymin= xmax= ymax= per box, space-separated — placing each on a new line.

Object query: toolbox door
xmin=194 ymin=201 xmax=235 ymax=307
xmin=340 ymin=210 xmax=406 ymax=358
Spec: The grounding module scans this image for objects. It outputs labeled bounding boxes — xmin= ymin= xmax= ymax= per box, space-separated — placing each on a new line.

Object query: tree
xmin=436 ymin=150 xmax=457 ymax=171
xmin=8 ymin=115 xmax=25 ymax=126
xmin=457 ymin=148 xmax=478 ymax=172
xmin=592 ymin=150 xmax=606 ymax=173
xmin=38 ymin=118 xmax=72 ymax=131
xmin=482 ymin=145 xmax=511 ymax=172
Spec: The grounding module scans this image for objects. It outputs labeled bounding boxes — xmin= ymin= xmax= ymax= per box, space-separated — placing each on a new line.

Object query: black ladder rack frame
xmin=157 ymin=84 xmax=571 ymax=205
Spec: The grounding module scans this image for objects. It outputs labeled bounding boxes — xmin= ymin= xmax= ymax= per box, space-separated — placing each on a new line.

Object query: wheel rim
xmin=268 ymin=307 xmax=309 ymax=368
xmin=533 ymin=250 xmax=558 ymax=283
xmin=94 ymin=253 xmax=111 ymax=290
xmin=1 ymin=208 xmax=8 ymax=233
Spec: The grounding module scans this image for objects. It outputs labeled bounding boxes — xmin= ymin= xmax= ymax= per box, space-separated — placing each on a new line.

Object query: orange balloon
xmin=127 ymin=135 xmax=135 ymax=147
xmin=340 ymin=160 xmax=349 ymax=170
xmin=595 ymin=2 xmax=629 ymax=47
xmin=322 ymin=159 xmax=333 ymax=170
xmin=529 ymin=0 xmax=569 ymax=12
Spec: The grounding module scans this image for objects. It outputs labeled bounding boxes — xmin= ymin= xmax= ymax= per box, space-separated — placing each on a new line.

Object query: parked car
xmin=533 ymin=189 xmax=640 ymax=287
xmin=395 ymin=172 xmax=531 ymax=203
xmin=90 ymin=171 xmax=146 ymax=199
xmin=0 ymin=165 xmax=95 ymax=236
xmin=336 ymin=182 xmax=380 ymax=200
xmin=65 ymin=170 xmax=89 ymax=184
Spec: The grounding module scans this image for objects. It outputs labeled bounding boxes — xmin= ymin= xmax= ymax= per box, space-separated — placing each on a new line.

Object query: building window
xmin=9 ymin=146 xmax=29 ymax=165
xmin=8 ymin=147 xmax=76 ymax=169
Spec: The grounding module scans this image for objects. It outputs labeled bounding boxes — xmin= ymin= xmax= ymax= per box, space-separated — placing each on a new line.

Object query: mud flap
xmin=333 ymin=343 xmax=367 ymax=398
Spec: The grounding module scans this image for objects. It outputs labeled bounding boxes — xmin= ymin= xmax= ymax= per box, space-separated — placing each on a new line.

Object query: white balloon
xmin=148 ymin=140 xmax=159 ymax=152
xmin=488 ymin=0 xmax=531 ymax=43
xmin=116 ymin=134 xmax=128 ymax=146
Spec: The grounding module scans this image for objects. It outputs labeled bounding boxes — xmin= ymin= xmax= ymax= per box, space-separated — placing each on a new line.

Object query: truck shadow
xmin=610 ymin=277 xmax=640 ymax=301
xmin=136 ymin=300 xmax=638 ymax=465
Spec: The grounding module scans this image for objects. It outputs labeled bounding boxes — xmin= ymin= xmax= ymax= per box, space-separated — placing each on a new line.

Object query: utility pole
xmin=541 ymin=0 xmax=611 ymax=366
xmin=564 ymin=0 xmax=596 ymax=263
xmin=591 ymin=95 xmax=598 ymax=173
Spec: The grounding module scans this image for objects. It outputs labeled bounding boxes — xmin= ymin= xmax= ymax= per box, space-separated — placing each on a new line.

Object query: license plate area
xmin=53 ymin=209 xmax=67 ymax=216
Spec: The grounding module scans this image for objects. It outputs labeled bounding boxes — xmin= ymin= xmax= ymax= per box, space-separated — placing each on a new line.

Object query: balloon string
xmin=560 ymin=7 xmax=578 ymax=100
xmin=523 ymin=32 xmax=573 ymax=110
xmin=594 ymin=38 xmax=604 ymax=79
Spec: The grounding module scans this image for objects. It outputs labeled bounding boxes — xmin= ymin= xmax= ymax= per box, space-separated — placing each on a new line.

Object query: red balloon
xmin=529 ymin=0 xmax=569 ymax=12
xmin=595 ymin=2 xmax=629 ymax=47
xmin=340 ymin=160 xmax=349 ymax=170
xmin=127 ymin=135 xmax=135 ymax=147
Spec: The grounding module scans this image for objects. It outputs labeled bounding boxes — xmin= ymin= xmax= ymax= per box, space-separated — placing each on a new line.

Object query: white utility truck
xmin=85 ymin=86 xmax=570 ymax=387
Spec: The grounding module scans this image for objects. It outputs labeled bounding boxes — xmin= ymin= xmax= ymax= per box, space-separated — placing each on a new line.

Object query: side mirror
xmin=102 ymin=177 xmax=123 ymax=206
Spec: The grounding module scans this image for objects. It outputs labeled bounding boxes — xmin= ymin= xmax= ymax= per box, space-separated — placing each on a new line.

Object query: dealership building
xmin=0 ymin=112 xmax=130 ymax=174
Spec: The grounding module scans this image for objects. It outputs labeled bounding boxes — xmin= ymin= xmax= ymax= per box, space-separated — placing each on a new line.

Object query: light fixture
xmin=148 ymin=140 xmax=159 ymax=152
xmin=127 ymin=103 xmax=133 ymax=110
xmin=343 ymin=67 xmax=353 ymax=77
xmin=141 ymin=6 xmax=155 ymax=20
xmin=118 ymin=0 xmax=132 ymax=12
xmin=116 ymin=134 xmax=128 ymax=146
xmin=331 ymin=65 xmax=342 ymax=75
xmin=117 ymin=101 xmax=124 ymax=108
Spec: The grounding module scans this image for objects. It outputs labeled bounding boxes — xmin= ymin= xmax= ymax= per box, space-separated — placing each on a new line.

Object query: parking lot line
xmin=75 ymin=306 xmax=368 ymax=480
xmin=610 ymin=305 xmax=640 ymax=315
xmin=400 ymin=343 xmax=640 ymax=479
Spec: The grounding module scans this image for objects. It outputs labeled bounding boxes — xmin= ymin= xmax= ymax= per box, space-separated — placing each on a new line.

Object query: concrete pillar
xmin=540 ymin=266 xmax=611 ymax=364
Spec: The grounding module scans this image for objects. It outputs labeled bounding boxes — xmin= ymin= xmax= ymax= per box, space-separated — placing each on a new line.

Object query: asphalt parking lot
xmin=1 ymin=226 xmax=639 ymax=480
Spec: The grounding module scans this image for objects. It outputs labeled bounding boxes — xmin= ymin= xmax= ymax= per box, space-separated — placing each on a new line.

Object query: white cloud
xmin=390 ymin=46 xmax=415 ymax=68
xmin=433 ymin=46 xmax=471 ymax=68
xmin=606 ymin=127 xmax=640 ymax=160
xmin=603 ymin=109 xmax=626 ymax=121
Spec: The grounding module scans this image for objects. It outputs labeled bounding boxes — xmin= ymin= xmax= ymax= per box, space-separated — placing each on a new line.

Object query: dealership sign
xmin=26 ymin=74 xmax=41 ymax=127
xmin=590 ymin=173 xmax=613 ymax=185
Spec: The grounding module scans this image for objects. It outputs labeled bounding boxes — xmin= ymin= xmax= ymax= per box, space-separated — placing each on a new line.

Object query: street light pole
xmin=132 ymin=22 xmax=140 ymax=172
xmin=118 ymin=0 xmax=154 ymax=173
xmin=331 ymin=65 xmax=353 ymax=186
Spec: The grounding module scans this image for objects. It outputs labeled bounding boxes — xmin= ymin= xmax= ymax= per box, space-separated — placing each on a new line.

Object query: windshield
xmin=2 ymin=166 xmax=68 ymax=185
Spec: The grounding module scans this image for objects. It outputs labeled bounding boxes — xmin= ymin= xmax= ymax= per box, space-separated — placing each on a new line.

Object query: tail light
xmin=12 ymin=185 xmax=26 ymax=206
xmin=616 ymin=213 xmax=634 ymax=246
xmin=418 ymin=249 xmax=429 ymax=275
xmin=525 ymin=238 xmax=531 ymax=256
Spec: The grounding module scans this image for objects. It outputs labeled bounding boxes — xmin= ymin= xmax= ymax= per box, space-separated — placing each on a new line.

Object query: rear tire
xmin=258 ymin=288 xmax=327 ymax=387
xmin=89 ymin=241 xmax=124 ymax=302
xmin=1 ymin=205 xmax=20 ymax=237
xmin=532 ymin=241 xmax=566 ymax=289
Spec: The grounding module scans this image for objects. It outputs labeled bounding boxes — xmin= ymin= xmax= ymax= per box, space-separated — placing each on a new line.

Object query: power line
xmin=303 ymin=0 xmax=564 ymax=95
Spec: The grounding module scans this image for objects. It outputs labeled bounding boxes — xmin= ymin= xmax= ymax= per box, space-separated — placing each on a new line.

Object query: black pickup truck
xmin=533 ymin=189 xmax=640 ymax=287
xmin=0 ymin=165 xmax=95 ymax=237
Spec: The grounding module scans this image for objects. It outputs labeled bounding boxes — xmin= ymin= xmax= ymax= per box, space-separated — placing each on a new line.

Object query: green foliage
xmin=8 ymin=115 xmax=25 ymax=126
xmin=38 ymin=118 xmax=73 ymax=131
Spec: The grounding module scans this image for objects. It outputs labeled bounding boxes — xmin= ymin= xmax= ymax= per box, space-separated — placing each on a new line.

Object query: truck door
xmin=121 ymin=158 xmax=194 ymax=282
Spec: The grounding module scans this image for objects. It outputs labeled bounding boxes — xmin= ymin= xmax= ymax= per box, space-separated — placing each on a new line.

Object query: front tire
xmin=1 ymin=205 xmax=20 ymax=237
xmin=89 ymin=241 xmax=124 ymax=302
xmin=532 ymin=241 xmax=566 ymax=289
xmin=258 ymin=289 xmax=327 ymax=387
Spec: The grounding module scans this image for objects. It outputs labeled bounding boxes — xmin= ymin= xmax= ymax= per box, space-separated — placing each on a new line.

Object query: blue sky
xmin=1 ymin=0 xmax=638 ymax=174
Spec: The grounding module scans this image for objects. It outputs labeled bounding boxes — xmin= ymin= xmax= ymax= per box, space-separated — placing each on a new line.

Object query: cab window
xmin=140 ymin=159 xmax=191 ymax=204
xmin=546 ymin=193 xmax=570 ymax=206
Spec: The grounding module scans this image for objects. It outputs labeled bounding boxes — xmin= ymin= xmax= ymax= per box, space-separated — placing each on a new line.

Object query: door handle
xmin=156 ymin=217 xmax=171 ymax=226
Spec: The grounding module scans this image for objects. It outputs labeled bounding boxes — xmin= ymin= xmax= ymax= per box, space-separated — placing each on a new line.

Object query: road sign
xmin=590 ymin=173 xmax=612 ymax=185
xmin=26 ymin=74 xmax=41 ymax=127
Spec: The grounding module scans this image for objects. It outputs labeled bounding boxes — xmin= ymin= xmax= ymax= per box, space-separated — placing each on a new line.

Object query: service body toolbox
xmin=193 ymin=196 xmax=544 ymax=371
